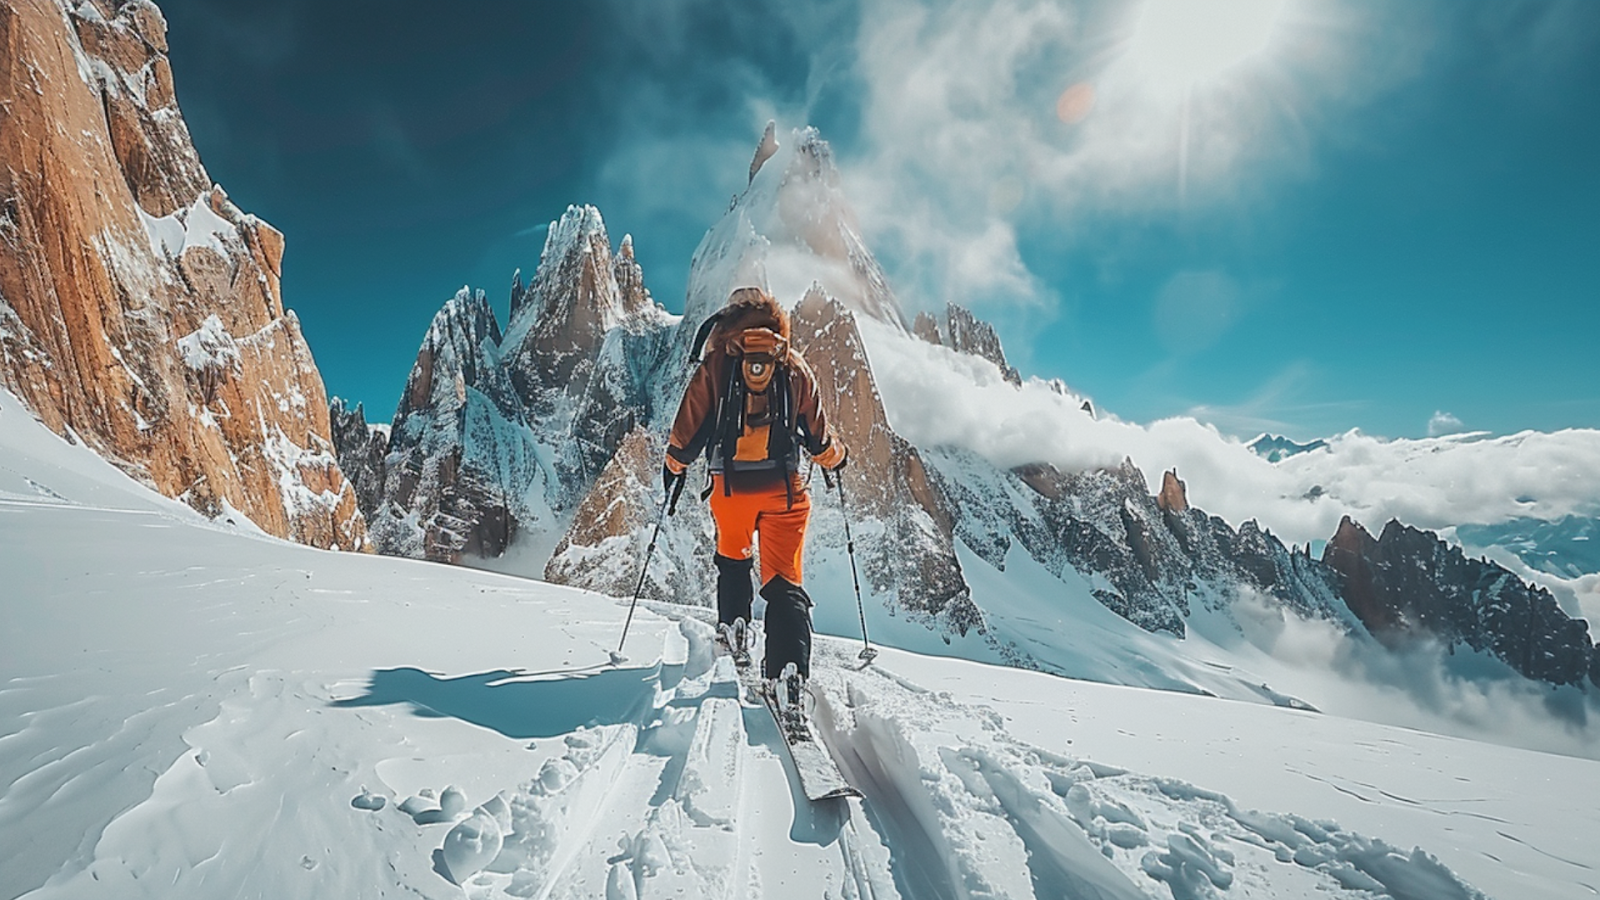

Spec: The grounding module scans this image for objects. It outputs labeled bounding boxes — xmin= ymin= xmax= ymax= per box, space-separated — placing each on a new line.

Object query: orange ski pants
xmin=708 ymin=475 xmax=811 ymax=587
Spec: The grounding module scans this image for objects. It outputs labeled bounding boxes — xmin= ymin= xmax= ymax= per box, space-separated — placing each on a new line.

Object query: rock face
xmin=1156 ymin=470 xmax=1188 ymax=513
xmin=1323 ymin=517 xmax=1598 ymax=687
xmin=328 ymin=398 xmax=388 ymax=515
xmin=0 ymin=0 xmax=365 ymax=549
xmin=945 ymin=302 xmax=1021 ymax=385
xmin=334 ymin=207 xmax=675 ymax=563
xmin=931 ymin=450 xmax=1347 ymax=639
xmin=790 ymin=288 xmax=976 ymax=630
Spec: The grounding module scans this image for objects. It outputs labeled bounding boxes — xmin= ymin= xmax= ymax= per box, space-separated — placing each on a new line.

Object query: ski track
xmin=1 ymin=571 xmax=1502 ymax=900
xmin=290 ymin=615 xmax=1496 ymax=900
xmin=398 ymin=618 xmax=892 ymax=900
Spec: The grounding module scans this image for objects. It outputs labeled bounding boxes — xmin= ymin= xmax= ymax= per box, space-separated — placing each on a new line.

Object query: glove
xmin=662 ymin=463 xmax=685 ymax=495
xmin=815 ymin=439 xmax=848 ymax=471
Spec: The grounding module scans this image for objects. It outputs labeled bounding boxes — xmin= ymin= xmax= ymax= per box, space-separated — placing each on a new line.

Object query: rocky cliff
xmin=336 ymin=206 xmax=675 ymax=563
xmin=0 ymin=0 xmax=365 ymax=548
xmin=1324 ymin=517 xmax=1599 ymax=688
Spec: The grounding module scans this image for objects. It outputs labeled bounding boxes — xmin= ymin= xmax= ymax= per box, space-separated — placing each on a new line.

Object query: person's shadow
xmin=331 ymin=663 xmax=662 ymax=739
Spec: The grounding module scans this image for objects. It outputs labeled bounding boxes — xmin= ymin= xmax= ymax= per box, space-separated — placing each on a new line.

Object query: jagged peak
xmin=540 ymin=204 xmax=608 ymax=265
xmin=329 ymin=395 xmax=362 ymax=421
xmin=784 ymin=126 xmax=840 ymax=187
xmin=1327 ymin=515 xmax=1376 ymax=553
xmin=1156 ymin=469 xmax=1188 ymax=513
xmin=944 ymin=302 xmax=1020 ymax=385
xmin=425 ymin=287 xmax=502 ymax=351
xmin=619 ymin=233 xmax=634 ymax=260
xmin=1246 ymin=433 xmax=1329 ymax=462
xmin=510 ymin=266 xmax=524 ymax=305
xmin=683 ymin=123 xmax=907 ymax=339
xmin=749 ymin=120 xmax=779 ymax=185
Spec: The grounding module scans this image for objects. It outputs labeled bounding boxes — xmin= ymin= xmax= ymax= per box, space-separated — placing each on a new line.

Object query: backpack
xmin=688 ymin=289 xmax=801 ymax=501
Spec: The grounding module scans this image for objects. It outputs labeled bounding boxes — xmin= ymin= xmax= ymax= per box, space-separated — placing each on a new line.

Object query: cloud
xmin=830 ymin=0 xmax=1419 ymax=323
xmin=1230 ymin=588 xmax=1600 ymax=758
xmin=861 ymin=321 xmax=1600 ymax=549
xmin=1428 ymin=410 xmax=1465 ymax=437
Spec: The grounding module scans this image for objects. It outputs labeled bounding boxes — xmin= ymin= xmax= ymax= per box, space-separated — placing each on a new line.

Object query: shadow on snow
xmin=331 ymin=663 xmax=664 ymax=739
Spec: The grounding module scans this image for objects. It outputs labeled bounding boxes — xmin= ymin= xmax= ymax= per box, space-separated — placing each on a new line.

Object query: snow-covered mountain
xmin=338 ymin=207 xmax=675 ymax=562
xmin=1326 ymin=516 xmax=1598 ymax=687
xmin=342 ymin=125 xmax=1600 ymax=704
xmin=1246 ymin=433 xmax=1329 ymax=462
xmin=7 ymin=384 xmax=1595 ymax=900
xmin=0 ymin=0 xmax=365 ymax=550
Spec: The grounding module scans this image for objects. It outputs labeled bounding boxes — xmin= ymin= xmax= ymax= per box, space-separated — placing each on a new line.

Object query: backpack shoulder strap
xmin=688 ymin=311 xmax=727 ymax=365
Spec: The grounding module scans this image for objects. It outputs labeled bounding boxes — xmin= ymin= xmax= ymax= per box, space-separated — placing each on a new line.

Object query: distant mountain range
xmin=1246 ymin=433 xmax=1329 ymax=462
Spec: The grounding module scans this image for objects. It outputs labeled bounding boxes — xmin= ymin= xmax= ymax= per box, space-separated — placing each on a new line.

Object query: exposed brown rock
xmin=1322 ymin=516 xmax=1392 ymax=631
xmin=0 ymin=0 xmax=366 ymax=549
xmin=1156 ymin=469 xmax=1188 ymax=513
xmin=790 ymin=286 xmax=975 ymax=629
xmin=544 ymin=426 xmax=714 ymax=602
xmin=911 ymin=311 xmax=942 ymax=346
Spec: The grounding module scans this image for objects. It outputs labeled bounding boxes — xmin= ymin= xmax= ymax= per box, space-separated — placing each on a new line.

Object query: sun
xmin=1127 ymin=0 xmax=1285 ymax=93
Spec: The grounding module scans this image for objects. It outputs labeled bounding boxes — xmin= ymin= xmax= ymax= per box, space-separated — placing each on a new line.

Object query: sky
xmin=155 ymin=0 xmax=1600 ymax=441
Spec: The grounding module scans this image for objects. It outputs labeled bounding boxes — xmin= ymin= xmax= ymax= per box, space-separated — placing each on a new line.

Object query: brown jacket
xmin=666 ymin=347 xmax=841 ymax=481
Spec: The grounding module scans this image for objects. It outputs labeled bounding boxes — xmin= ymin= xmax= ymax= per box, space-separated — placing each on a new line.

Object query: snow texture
xmin=4 ymin=386 xmax=1592 ymax=899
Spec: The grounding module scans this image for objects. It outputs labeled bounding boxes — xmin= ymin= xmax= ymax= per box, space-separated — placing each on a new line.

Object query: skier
xmin=662 ymin=286 xmax=848 ymax=702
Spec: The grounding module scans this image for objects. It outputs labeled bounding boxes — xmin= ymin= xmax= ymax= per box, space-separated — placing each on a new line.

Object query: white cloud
xmin=1231 ymin=589 xmax=1600 ymax=758
xmin=1428 ymin=410 xmax=1465 ymax=437
xmin=861 ymin=320 xmax=1600 ymax=548
xmin=831 ymin=0 xmax=1398 ymax=324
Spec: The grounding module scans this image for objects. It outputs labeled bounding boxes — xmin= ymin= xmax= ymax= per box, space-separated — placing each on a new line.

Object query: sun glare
xmin=1129 ymin=0 xmax=1285 ymax=91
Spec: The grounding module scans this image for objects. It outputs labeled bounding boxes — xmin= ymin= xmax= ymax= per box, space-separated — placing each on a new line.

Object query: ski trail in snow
xmin=405 ymin=614 xmax=900 ymax=900
xmin=809 ymin=640 xmax=1493 ymax=900
xmin=362 ymin=617 xmax=1496 ymax=900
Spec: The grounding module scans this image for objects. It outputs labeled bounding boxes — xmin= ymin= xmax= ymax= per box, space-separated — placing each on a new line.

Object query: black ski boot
xmin=760 ymin=577 xmax=812 ymax=681
xmin=717 ymin=617 xmax=752 ymax=668
xmin=771 ymin=662 xmax=814 ymax=739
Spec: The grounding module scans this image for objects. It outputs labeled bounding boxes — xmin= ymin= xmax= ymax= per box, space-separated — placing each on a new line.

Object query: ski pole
xmin=612 ymin=471 xmax=687 ymax=666
xmin=834 ymin=474 xmax=878 ymax=663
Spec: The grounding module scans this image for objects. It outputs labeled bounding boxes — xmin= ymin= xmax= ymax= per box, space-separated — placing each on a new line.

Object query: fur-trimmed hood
xmin=705 ymin=287 xmax=791 ymax=359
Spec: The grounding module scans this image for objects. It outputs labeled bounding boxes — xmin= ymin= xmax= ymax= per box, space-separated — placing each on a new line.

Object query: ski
xmin=711 ymin=622 xmax=860 ymax=801
xmin=754 ymin=673 xmax=861 ymax=801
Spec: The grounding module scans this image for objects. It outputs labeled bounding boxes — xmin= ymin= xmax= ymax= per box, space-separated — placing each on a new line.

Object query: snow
xmin=137 ymin=205 xmax=186 ymax=259
xmin=3 ymin=388 xmax=1596 ymax=899
xmin=176 ymin=313 xmax=240 ymax=370
xmin=181 ymin=193 xmax=238 ymax=257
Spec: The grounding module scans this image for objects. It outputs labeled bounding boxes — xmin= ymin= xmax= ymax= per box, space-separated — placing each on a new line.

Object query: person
xmin=662 ymin=286 xmax=848 ymax=691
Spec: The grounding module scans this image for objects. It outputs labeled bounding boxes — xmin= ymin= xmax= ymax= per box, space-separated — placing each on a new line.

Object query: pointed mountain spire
xmin=749 ymin=119 xmax=779 ymax=184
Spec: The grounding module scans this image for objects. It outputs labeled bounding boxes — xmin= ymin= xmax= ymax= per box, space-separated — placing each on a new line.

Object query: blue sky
xmin=158 ymin=0 xmax=1599 ymax=441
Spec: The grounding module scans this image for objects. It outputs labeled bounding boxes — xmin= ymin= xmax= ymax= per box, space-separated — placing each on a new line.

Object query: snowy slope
xmin=7 ymin=389 xmax=1597 ymax=899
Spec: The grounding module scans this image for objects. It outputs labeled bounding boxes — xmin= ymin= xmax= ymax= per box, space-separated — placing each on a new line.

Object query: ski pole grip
xmin=667 ymin=466 xmax=689 ymax=516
